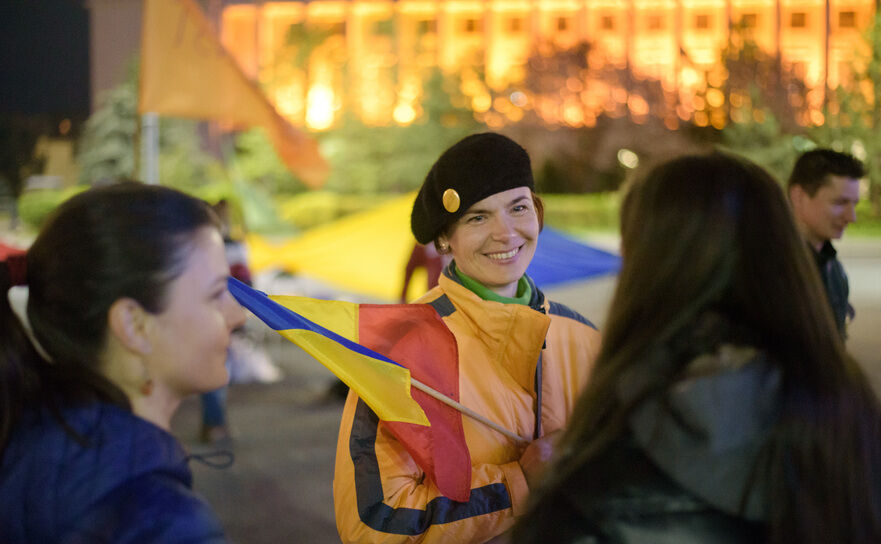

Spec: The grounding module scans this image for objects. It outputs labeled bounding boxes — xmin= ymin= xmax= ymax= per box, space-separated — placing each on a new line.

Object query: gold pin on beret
xmin=442 ymin=189 xmax=460 ymax=213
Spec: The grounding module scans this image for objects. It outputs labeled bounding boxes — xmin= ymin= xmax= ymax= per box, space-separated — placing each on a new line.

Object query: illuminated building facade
xmin=219 ymin=1 xmax=877 ymax=130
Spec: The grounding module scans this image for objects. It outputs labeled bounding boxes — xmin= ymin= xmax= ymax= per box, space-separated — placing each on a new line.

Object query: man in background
xmin=788 ymin=149 xmax=863 ymax=337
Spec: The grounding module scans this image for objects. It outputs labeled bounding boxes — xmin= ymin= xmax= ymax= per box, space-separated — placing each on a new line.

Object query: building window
xmin=418 ymin=19 xmax=437 ymax=34
xmin=373 ymin=20 xmax=393 ymax=36
xmin=790 ymin=12 xmax=806 ymax=28
xmin=463 ymin=18 xmax=481 ymax=33
xmin=601 ymin=15 xmax=615 ymax=31
xmin=556 ymin=17 xmax=570 ymax=32
xmin=647 ymin=15 xmax=664 ymax=31
xmin=507 ymin=16 xmax=523 ymax=33
xmin=695 ymin=14 xmax=710 ymax=29
xmin=839 ymin=11 xmax=856 ymax=28
xmin=740 ymin=13 xmax=758 ymax=28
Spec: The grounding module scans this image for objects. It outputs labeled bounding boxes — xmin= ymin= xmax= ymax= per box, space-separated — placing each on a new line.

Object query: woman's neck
xmin=130 ymin=388 xmax=181 ymax=431
xmin=98 ymin=345 xmax=181 ymax=431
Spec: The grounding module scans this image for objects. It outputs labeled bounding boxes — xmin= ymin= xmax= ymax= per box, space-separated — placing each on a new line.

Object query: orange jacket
xmin=333 ymin=272 xmax=601 ymax=543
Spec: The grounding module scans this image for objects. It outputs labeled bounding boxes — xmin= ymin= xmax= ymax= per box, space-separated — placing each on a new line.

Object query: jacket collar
xmin=437 ymin=267 xmax=550 ymax=391
xmin=441 ymin=262 xmax=548 ymax=313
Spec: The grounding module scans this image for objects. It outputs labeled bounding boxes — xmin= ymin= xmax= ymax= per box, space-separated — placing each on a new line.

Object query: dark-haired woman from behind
xmin=0 ymin=182 xmax=245 ymax=542
xmin=513 ymin=153 xmax=881 ymax=544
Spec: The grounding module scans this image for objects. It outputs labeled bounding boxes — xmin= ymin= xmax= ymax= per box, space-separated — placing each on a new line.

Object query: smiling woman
xmin=333 ymin=132 xmax=602 ymax=544
xmin=0 ymin=182 xmax=244 ymax=542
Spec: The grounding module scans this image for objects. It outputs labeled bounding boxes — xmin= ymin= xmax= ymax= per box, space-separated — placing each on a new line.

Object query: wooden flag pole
xmin=410 ymin=378 xmax=529 ymax=444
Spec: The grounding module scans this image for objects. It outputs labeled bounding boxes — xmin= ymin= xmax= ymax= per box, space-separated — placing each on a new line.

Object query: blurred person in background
xmin=0 ymin=182 xmax=244 ymax=542
xmin=399 ymin=242 xmax=451 ymax=302
xmin=199 ymin=199 xmax=249 ymax=444
xmin=199 ymin=198 xmax=281 ymax=443
xmin=513 ymin=153 xmax=881 ymax=544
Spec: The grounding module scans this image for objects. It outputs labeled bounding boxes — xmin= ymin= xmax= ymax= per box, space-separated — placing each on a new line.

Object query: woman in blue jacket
xmin=0 ymin=182 xmax=245 ymax=542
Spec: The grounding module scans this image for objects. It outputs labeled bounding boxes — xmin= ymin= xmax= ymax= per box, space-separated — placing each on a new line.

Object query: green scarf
xmin=453 ymin=263 xmax=531 ymax=305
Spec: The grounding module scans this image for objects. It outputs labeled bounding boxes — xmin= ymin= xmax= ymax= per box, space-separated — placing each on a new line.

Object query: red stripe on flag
xmin=358 ymin=303 xmax=471 ymax=502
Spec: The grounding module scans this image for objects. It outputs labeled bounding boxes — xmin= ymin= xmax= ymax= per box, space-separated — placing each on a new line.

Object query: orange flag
xmin=138 ymin=0 xmax=328 ymax=188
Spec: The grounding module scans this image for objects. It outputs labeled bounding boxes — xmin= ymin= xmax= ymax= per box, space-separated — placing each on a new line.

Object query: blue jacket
xmin=0 ymin=402 xmax=227 ymax=543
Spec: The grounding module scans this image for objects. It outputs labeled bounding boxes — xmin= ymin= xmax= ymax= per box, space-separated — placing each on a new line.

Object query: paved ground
xmin=170 ymin=236 xmax=881 ymax=544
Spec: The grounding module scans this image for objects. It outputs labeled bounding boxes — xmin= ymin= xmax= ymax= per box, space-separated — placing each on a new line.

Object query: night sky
xmin=0 ymin=0 xmax=90 ymax=117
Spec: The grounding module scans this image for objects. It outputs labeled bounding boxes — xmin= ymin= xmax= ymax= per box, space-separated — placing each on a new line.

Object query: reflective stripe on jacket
xmin=333 ymin=271 xmax=601 ymax=543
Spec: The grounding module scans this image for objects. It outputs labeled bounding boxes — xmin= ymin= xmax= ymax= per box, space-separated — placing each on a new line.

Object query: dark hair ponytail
xmin=0 ymin=182 xmax=218 ymax=453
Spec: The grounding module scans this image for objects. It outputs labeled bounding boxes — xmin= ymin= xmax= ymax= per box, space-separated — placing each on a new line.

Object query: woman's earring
xmin=140 ymin=364 xmax=154 ymax=396
xmin=140 ymin=378 xmax=154 ymax=396
xmin=438 ymin=241 xmax=449 ymax=253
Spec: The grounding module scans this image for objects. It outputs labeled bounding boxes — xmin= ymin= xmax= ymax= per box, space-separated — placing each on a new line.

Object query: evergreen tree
xmin=76 ymin=61 xmax=225 ymax=191
xmin=811 ymin=11 xmax=881 ymax=215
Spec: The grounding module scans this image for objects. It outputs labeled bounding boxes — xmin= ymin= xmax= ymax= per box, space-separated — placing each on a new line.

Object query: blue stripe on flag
xmin=227 ymin=277 xmax=404 ymax=368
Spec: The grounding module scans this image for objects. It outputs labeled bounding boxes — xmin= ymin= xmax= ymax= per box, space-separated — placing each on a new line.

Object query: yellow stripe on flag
xmin=266 ymin=295 xmax=429 ymax=426
xmin=278 ymin=329 xmax=428 ymax=426
xmin=270 ymin=296 xmax=359 ymax=341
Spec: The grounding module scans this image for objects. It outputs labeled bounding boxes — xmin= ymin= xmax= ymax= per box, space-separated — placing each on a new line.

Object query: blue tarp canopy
xmin=527 ymin=228 xmax=620 ymax=288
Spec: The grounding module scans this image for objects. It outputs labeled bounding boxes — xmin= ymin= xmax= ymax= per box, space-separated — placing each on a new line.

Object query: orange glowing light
xmin=472 ymin=94 xmax=492 ymax=112
xmin=506 ymin=108 xmax=524 ymax=122
xmin=729 ymin=93 xmax=744 ymax=108
xmin=563 ymin=103 xmax=583 ymax=126
xmin=676 ymin=104 xmax=692 ymax=121
xmin=706 ymin=88 xmax=724 ymax=109
xmin=493 ymin=96 xmax=512 ymax=113
xmin=393 ymin=103 xmax=418 ymax=124
xmin=627 ymin=94 xmax=649 ymax=116
xmin=566 ymin=77 xmax=583 ymax=92
xmin=306 ymin=84 xmax=335 ymax=130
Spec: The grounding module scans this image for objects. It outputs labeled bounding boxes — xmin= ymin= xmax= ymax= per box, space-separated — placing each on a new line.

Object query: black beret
xmin=411 ymin=132 xmax=534 ymax=244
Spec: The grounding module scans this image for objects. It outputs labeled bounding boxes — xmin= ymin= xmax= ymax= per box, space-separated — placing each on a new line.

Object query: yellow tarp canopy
xmin=246 ymin=193 xmax=427 ymax=301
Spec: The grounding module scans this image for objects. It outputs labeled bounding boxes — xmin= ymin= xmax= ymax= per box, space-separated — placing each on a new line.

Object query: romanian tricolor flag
xmin=228 ymin=278 xmax=472 ymax=501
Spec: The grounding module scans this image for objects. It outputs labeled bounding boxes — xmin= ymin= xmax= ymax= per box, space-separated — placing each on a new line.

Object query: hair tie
xmin=7 ymin=285 xmax=54 ymax=362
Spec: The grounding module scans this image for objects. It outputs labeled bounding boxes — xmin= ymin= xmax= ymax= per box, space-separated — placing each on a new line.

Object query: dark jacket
xmin=515 ymin=344 xmax=778 ymax=544
xmin=813 ymin=241 xmax=854 ymax=337
xmin=0 ymin=402 xmax=227 ymax=543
